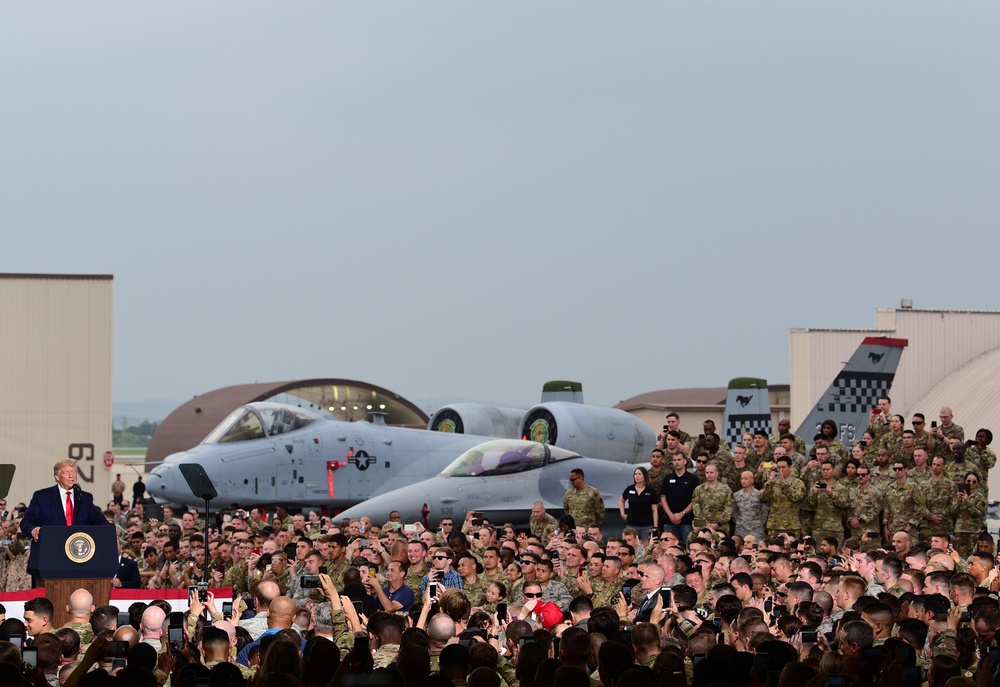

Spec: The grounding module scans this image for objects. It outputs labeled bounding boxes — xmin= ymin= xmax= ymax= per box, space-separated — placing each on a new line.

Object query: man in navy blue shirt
xmin=659 ymin=452 xmax=699 ymax=544
xmin=365 ymin=560 xmax=414 ymax=612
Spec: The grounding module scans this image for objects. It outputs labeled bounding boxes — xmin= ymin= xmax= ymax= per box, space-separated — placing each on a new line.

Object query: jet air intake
xmin=427 ymin=404 xmax=523 ymax=439
xmin=518 ymin=402 xmax=655 ymax=464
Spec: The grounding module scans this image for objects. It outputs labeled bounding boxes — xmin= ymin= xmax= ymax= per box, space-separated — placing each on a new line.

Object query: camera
xmin=816 ymin=482 xmax=827 ymax=490
xmin=301 ymin=575 xmax=321 ymax=588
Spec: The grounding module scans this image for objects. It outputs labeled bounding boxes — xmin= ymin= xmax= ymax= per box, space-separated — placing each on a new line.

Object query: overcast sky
xmin=4 ymin=3 xmax=998 ymax=414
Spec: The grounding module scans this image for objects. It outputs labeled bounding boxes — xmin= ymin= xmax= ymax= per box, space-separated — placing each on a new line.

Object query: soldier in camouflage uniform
xmin=585 ymin=556 xmax=624 ymax=608
xmin=846 ymin=468 xmax=884 ymax=539
xmin=936 ymin=406 xmax=965 ymax=443
xmin=910 ymin=414 xmax=938 ymax=453
xmin=732 ymin=471 xmax=768 ymax=541
xmin=908 ymin=448 xmax=933 ymax=487
xmin=878 ymin=415 xmax=905 ymax=459
xmin=882 ymin=461 xmax=928 ymax=541
xmin=692 ymin=433 xmax=732 ymax=474
xmin=691 ymin=464 xmax=734 ymax=533
xmin=646 ymin=449 xmax=670 ymax=496
xmin=528 ymin=502 xmax=558 ymax=545
xmin=456 ymin=553 xmax=489 ymax=606
xmin=869 ymin=449 xmax=895 ymax=491
xmin=946 ymin=441 xmax=983 ymax=486
xmin=759 ymin=457 xmax=806 ymax=537
xmin=563 ymin=469 xmax=605 ymax=528
xmin=770 ymin=419 xmax=807 ymax=456
xmin=724 ymin=445 xmax=752 ymax=491
xmin=802 ymin=460 xmax=847 ymax=546
xmin=866 ymin=397 xmax=893 ymax=442
xmin=819 ymin=419 xmax=849 ymax=467
xmin=954 ymin=472 xmax=988 ymax=557
xmin=966 ymin=429 xmax=996 ymax=486
xmin=921 ymin=456 xmax=957 ymax=536
xmin=558 ymin=546 xmax=588 ymax=599
xmin=746 ymin=431 xmax=774 ymax=472
xmin=657 ymin=414 xmax=692 ymax=458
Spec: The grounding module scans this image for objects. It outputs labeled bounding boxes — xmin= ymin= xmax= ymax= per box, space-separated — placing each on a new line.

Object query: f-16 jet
xmin=337 ymin=438 xmax=644 ymax=527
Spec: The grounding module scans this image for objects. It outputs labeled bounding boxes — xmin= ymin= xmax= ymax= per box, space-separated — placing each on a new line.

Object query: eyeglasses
xmin=523 ymin=592 xmax=542 ymax=598
xmin=696 ymin=460 xmax=707 ymax=465
xmin=432 ymin=555 xmax=449 ymax=560
xmin=893 ymin=467 xmax=906 ymax=472
xmin=857 ymin=473 xmax=870 ymax=477
xmin=967 ymin=480 xmax=979 ymax=484
xmin=519 ymin=560 xmax=536 ymax=566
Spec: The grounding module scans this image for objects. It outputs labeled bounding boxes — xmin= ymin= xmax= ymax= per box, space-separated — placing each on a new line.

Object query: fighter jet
xmin=336 ymin=438 xmax=646 ymax=527
xmin=146 ymin=397 xmax=655 ymax=509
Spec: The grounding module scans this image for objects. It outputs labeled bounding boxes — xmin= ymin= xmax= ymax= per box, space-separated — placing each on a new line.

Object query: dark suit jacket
xmin=20 ymin=485 xmax=109 ymax=537
xmin=115 ymin=556 xmax=141 ymax=589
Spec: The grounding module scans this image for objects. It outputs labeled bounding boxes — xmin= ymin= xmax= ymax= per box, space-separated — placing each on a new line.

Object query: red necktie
xmin=65 ymin=491 xmax=74 ymax=526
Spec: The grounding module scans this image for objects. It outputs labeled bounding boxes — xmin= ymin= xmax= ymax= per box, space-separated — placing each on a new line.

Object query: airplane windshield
xmin=202 ymin=404 xmax=323 ymax=445
xmin=440 ymin=440 xmax=580 ymax=477
xmin=259 ymin=407 xmax=316 ymax=436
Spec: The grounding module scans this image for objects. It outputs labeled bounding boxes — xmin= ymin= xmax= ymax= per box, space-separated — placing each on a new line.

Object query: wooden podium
xmin=28 ymin=526 xmax=118 ymax=627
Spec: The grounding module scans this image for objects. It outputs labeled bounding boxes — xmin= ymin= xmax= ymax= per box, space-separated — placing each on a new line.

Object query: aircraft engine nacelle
xmin=518 ymin=402 xmax=656 ymax=464
xmin=427 ymin=404 xmax=524 ymax=439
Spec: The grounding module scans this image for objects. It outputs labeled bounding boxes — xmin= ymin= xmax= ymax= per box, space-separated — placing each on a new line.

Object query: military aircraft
xmin=722 ymin=377 xmax=772 ymax=449
xmin=336 ymin=438 xmax=645 ymax=527
xmin=794 ymin=336 xmax=908 ymax=448
xmin=145 ymin=388 xmax=656 ymax=509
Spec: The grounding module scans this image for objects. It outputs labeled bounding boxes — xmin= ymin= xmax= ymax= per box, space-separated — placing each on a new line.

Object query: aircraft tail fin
xmin=794 ymin=336 xmax=908 ymax=447
xmin=723 ymin=378 xmax=772 ymax=449
xmin=540 ymin=380 xmax=584 ymax=404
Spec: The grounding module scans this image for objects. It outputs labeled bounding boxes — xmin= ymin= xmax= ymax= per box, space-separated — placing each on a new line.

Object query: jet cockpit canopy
xmin=201 ymin=403 xmax=322 ymax=444
xmin=440 ymin=439 xmax=581 ymax=477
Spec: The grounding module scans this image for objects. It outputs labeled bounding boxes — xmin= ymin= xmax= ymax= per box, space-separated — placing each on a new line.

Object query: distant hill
xmin=112 ymin=399 xmax=183 ymax=425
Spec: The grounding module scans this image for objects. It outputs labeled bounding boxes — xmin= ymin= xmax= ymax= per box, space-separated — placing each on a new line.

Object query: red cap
xmin=534 ymin=601 xmax=564 ymax=630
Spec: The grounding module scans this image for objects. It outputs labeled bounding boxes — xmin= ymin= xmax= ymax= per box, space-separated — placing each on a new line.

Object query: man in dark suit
xmin=634 ymin=563 xmax=667 ymax=623
xmin=113 ymin=539 xmax=141 ymax=589
xmin=20 ymin=460 xmax=110 ymax=541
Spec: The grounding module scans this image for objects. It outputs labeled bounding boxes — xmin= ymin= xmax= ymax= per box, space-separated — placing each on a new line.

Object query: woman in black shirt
xmin=619 ymin=467 xmax=659 ymax=541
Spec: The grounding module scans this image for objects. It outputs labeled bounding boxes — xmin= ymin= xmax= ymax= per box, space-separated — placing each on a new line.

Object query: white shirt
xmin=58 ymin=486 xmax=74 ymax=520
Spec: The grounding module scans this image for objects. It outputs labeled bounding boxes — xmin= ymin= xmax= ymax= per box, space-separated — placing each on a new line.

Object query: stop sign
xmin=103 ymin=451 xmax=114 ymax=467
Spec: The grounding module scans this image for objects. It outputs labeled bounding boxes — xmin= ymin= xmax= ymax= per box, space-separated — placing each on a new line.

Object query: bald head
xmin=114 ymin=624 xmax=140 ymax=648
xmin=427 ymin=613 xmax=457 ymax=650
xmin=254 ymin=580 xmax=280 ymax=610
xmin=139 ymin=606 xmax=165 ymax=638
xmin=266 ymin=596 xmax=296 ymax=629
xmin=67 ymin=589 xmax=94 ymax=619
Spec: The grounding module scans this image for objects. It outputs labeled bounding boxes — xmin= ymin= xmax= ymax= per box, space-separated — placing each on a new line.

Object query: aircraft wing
xmin=795 ymin=336 xmax=908 ymax=449
xmin=723 ymin=377 xmax=772 ymax=449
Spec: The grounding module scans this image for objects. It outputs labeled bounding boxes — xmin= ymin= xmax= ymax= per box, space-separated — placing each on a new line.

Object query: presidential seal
xmin=65 ymin=532 xmax=96 ymax=564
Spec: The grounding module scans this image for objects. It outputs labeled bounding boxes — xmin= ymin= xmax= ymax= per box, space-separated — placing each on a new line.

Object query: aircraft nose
xmin=339 ymin=483 xmax=434 ymax=523
xmin=147 ymin=462 xmax=183 ymax=503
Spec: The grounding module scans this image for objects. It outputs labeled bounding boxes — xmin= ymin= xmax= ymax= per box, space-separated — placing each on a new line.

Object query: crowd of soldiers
xmin=642 ymin=403 xmax=994 ymax=559
xmin=0 ymin=398 xmax=998 ymax=686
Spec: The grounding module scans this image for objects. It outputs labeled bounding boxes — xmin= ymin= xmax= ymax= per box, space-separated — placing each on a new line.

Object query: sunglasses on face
xmin=523 ymin=592 xmax=542 ymax=598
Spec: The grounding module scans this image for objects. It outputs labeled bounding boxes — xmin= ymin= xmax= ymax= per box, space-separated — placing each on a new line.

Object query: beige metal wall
xmin=0 ymin=275 xmax=114 ymax=508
